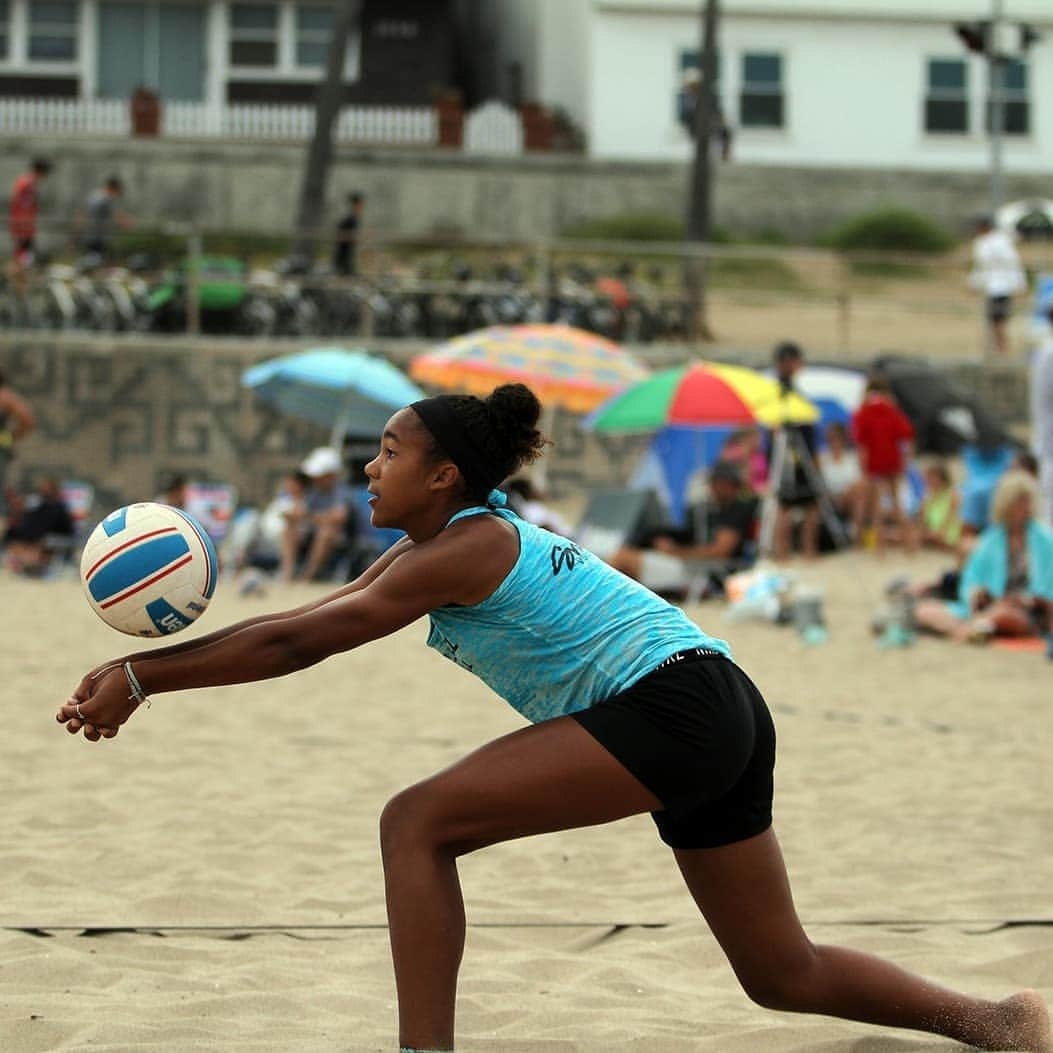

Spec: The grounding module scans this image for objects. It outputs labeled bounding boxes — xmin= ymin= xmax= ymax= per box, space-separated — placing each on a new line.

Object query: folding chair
xmin=42 ymin=480 xmax=96 ymax=569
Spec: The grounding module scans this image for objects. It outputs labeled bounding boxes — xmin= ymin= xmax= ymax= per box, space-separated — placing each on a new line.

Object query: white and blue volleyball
xmin=80 ymin=502 xmax=219 ymax=637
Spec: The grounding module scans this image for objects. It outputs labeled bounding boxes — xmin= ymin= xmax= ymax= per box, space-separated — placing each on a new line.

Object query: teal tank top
xmin=426 ymin=503 xmax=732 ymax=724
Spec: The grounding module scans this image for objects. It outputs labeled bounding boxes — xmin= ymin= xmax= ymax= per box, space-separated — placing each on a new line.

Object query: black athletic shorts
xmin=571 ymin=650 xmax=775 ymax=850
xmin=987 ymin=295 xmax=1011 ymax=323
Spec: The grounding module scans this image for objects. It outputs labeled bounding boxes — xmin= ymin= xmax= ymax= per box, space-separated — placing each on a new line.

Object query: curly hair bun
xmin=484 ymin=383 xmax=546 ymax=471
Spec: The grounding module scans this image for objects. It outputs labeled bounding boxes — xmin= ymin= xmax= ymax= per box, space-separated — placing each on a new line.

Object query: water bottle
xmin=793 ymin=588 xmax=828 ymax=646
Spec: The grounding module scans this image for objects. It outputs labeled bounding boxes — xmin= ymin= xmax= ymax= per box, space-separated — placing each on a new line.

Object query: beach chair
xmin=41 ymin=480 xmax=95 ymax=569
xmin=575 ymin=487 xmax=668 ymax=560
xmin=183 ymin=482 xmax=239 ymax=544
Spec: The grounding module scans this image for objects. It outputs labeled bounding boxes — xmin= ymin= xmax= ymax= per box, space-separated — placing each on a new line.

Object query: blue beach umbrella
xmin=243 ymin=347 xmax=425 ymax=444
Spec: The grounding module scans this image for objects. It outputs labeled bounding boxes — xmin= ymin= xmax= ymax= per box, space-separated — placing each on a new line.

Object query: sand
xmin=1 ymin=546 xmax=1050 ymax=1052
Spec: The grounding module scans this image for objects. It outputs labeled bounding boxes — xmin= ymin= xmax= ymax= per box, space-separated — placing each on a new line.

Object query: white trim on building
xmin=0 ymin=0 xmax=360 ymax=104
xmin=484 ymin=0 xmax=1053 ymax=172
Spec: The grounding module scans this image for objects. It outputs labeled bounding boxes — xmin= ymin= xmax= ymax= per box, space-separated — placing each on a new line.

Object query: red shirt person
xmin=851 ymin=377 xmax=916 ymax=552
xmin=852 ymin=382 xmax=915 ymax=477
xmin=8 ymin=158 xmax=51 ymax=266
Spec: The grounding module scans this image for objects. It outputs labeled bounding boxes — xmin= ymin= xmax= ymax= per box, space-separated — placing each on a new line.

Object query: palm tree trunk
xmin=684 ymin=0 xmax=719 ymax=343
xmin=293 ymin=0 xmax=361 ymax=262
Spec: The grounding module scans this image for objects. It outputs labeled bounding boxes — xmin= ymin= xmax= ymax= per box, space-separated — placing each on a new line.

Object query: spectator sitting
xmin=913 ymin=461 xmax=962 ymax=554
xmin=913 ymin=470 xmax=1053 ymax=642
xmin=282 ymin=447 xmax=355 ymax=582
xmin=607 ymin=460 xmax=757 ymax=599
xmin=222 ymin=470 xmax=311 ymax=579
xmin=720 ymin=425 xmax=769 ymax=495
xmin=817 ymin=421 xmax=863 ymax=529
xmin=908 ymin=450 xmax=1042 ymax=604
xmin=156 ymin=473 xmax=188 ymax=510
xmin=2 ymin=476 xmax=73 ymax=576
xmin=958 ymin=443 xmax=1016 ymax=545
xmin=852 ymin=376 xmax=915 ymax=553
xmin=505 ymin=477 xmax=573 ymax=535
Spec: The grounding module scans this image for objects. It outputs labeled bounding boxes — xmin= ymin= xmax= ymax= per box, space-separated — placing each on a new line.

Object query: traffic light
xmin=1019 ymin=23 xmax=1040 ymax=51
xmin=954 ymin=20 xmax=990 ymax=54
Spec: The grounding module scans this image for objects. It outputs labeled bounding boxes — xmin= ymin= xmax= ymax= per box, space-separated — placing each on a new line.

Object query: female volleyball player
xmin=58 ymin=384 xmax=1050 ymax=1053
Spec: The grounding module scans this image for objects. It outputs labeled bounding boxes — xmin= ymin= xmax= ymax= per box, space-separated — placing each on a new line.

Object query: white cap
xmin=301 ymin=446 xmax=343 ymax=477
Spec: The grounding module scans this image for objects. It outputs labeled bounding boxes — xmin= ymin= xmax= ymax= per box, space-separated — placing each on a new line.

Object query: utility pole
xmin=293 ymin=0 xmax=360 ymax=263
xmin=987 ymin=0 xmax=1005 ymax=216
xmin=684 ymin=0 xmax=719 ymax=343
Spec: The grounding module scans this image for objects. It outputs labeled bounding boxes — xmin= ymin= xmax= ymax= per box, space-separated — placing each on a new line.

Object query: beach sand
xmin=2 ymin=547 xmax=1050 ymax=1051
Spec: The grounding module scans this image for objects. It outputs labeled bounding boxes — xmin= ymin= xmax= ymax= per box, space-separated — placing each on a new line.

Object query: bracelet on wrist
xmin=124 ymin=661 xmax=151 ymax=709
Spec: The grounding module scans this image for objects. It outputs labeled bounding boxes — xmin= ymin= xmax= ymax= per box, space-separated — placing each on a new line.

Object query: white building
xmin=0 ymin=0 xmax=363 ymax=106
xmin=475 ymin=0 xmax=1053 ymax=171
xmin=0 ymin=0 xmax=464 ymax=141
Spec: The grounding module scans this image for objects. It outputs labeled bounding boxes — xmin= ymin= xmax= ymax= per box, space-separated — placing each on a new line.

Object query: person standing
xmin=851 ymin=376 xmax=916 ymax=553
xmin=771 ymin=341 xmax=820 ymax=560
xmin=7 ymin=157 xmax=51 ymax=290
xmin=77 ymin=176 xmax=134 ymax=261
xmin=0 ymin=368 xmax=36 ymax=532
xmin=1030 ymin=303 xmax=1053 ymax=525
xmin=332 ymin=191 xmax=366 ymax=278
xmin=969 ymin=215 xmax=1027 ymax=356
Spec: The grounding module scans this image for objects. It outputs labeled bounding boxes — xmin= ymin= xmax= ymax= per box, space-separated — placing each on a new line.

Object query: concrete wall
xmin=0 ymin=336 xmax=648 ymax=515
xmin=4 ymin=135 xmax=1052 ymax=245
xmin=0 ymin=336 xmax=1031 ymax=524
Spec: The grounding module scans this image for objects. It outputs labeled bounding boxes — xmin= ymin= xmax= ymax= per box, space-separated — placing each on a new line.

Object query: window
xmin=677 ymin=48 xmax=723 ymax=132
xmin=0 ymin=0 xmax=8 ymax=60
xmin=373 ymin=19 xmax=418 ymax=40
xmin=29 ymin=0 xmax=78 ymax=62
xmin=296 ymin=4 xmax=332 ymax=67
xmin=988 ymin=58 xmax=1029 ymax=135
xmin=229 ymin=3 xmax=278 ymax=68
xmin=740 ymin=52 xmax=783 ymax=128
xmin=925 ymin=58 xmax=968 ymax=134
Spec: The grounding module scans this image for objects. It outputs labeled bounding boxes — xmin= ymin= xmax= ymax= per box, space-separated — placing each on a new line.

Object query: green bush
xmin=823 ymin=207 xmax=955 ymax=255
xmin=707 ymin=254 xmax=801 ymax=291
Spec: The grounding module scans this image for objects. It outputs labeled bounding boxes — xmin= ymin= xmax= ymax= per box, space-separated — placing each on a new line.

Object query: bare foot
xmin=991 ymin=990 xmax=1053 ymax=1052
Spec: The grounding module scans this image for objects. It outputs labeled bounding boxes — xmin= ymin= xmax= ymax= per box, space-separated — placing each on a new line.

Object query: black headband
xmin=411 ymin=397 xmax=503 ymax=496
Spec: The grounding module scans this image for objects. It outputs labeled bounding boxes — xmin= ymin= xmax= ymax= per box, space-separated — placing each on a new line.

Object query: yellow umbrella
xmin=588 ymin=360 xmax=820 ymax=432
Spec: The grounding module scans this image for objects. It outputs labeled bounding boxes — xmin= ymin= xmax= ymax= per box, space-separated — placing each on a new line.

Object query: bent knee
xmin=379 ymin=779 xmax=467 ymax=863
xmin=735 ymin=943 xmax=820 ymax=1012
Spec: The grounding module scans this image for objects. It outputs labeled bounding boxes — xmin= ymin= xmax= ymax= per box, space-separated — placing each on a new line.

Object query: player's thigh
xmin=673 ymin=828 xmax=814 ymax=979
xmin=381 ymin=716 xmax=663 ymax=855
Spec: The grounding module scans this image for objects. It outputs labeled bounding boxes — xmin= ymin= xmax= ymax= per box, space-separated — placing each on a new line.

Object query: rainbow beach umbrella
xmin=409 ymin=324 xmax=649 ymax=414
xmin=587 ymin=360 xmax=819 ymax=433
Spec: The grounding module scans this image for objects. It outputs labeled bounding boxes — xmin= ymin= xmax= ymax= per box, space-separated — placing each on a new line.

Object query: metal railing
xmin=4 ymin=224 xmax=1050 ymax=360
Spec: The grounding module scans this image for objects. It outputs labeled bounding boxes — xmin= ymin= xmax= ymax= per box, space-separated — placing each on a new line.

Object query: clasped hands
xmin=56 ymin=663 xmax=141 ymax=741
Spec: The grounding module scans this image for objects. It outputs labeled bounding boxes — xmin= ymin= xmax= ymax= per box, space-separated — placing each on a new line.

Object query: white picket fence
xmin=0 ymin=97 xmax=131 ymax=135
xmin=464 ymin=100 xmax=524 ymax=155
xmin=0 ymin=96 xmax=532 ymax=153
xmin=0 ymin=97 xmax=440 ymax=147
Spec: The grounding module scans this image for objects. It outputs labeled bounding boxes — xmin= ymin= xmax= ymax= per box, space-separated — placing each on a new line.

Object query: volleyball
xmin=80 ymin=502 xmax=219 ymax=637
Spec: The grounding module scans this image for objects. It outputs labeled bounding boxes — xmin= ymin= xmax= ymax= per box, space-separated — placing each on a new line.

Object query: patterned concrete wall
xmin=0 ymin=337 xmax=647 ymax=519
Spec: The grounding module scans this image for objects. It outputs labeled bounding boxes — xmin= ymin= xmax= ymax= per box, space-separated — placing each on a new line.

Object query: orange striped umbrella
xmin=410 ymin=324 xmax=649 ymax=414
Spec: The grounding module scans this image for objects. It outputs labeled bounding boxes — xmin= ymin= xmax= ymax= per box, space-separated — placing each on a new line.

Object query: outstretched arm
xmin=70 ymin=536 xmax=416 ymax=694
xmin=57 ymin=530 xmax=493 ymax=739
